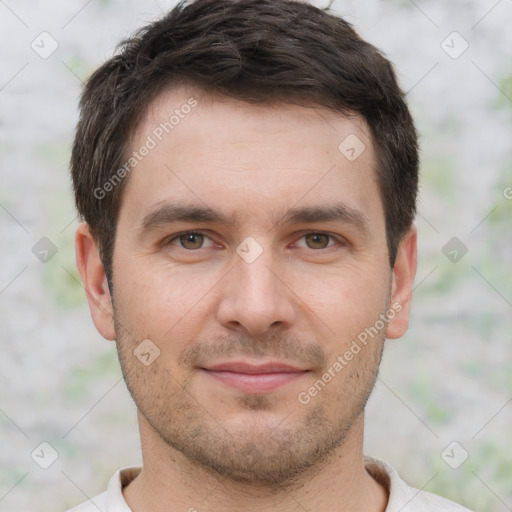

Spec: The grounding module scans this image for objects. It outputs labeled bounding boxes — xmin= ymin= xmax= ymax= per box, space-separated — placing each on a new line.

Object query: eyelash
xmin=163 ymin=230 xmax=344 ymax=251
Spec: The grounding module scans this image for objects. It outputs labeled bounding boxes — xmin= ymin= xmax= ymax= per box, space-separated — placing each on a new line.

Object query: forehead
xmin=119 ymin=85 xmax=383 ymax=230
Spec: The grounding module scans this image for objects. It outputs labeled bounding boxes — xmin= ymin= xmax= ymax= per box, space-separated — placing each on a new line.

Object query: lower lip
xmin=202 ymin=369 xmax=308 ymax=394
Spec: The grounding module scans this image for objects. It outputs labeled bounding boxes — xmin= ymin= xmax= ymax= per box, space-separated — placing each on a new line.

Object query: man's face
xmin=92 ymin=87 xmax=413 ymax=484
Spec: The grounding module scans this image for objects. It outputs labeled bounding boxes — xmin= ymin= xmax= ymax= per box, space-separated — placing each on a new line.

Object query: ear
xmin=75 ymin=222 xmax=116 ymax=341
xmin=385 ymin=224 xmax=417 ymax=339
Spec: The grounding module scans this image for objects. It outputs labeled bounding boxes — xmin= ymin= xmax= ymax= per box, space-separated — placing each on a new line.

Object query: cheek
xmin=297 ymin=264 xmax=389 ymax=334
xmin=114 ymin=248 xmax=390 ymax=347
xmin=114 ymin=260 xmax=218 ymax=340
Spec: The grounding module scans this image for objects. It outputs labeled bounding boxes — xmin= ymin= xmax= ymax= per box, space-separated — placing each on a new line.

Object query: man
xmin=68 ymin=0 xmax=473 ymax=510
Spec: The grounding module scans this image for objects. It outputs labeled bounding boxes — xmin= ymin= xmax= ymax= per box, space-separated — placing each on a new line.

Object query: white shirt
xmin=66 ymin=456 xmax=474 ymax=512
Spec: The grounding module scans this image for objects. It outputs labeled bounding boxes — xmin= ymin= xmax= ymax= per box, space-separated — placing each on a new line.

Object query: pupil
xmin=182 ymin=233 xmax=203 ymax=249
xmin=307 ymin=233 xmax=328 ymax=249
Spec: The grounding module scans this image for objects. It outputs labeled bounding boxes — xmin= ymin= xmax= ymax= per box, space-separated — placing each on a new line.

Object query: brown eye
xmin=178 ymin=232 xmax=205 ymax=249
xmin=304 ymin=233 xmax=332 ymax=249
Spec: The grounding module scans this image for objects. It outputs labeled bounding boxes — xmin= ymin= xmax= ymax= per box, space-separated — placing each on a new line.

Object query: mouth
xmin=199 ymin=361 xmax=310 ymax=394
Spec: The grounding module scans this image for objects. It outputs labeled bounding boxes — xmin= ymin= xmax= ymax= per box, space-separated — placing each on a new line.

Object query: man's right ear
xmin=75 ymin=223 xmax=116 ymax=341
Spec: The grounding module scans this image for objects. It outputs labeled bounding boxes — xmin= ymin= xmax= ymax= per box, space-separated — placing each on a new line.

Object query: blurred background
xmin=0 ymin=0 xmax=511 ymax=510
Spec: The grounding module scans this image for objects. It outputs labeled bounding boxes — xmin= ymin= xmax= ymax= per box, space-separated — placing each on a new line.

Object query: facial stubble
xmin=112 ymin=305 xmax=386 ymax=489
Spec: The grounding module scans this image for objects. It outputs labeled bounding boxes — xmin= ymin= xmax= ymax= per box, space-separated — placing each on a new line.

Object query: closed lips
xmin=201 ymin=361 xmax=308 ymax=374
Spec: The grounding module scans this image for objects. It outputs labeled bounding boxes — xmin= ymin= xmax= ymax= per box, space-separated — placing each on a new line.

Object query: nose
xmin=215 ymin=245 xmax=296 ymax=335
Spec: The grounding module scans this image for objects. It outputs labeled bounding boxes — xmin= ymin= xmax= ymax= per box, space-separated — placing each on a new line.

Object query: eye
xmin=296 ymin=232 xmax=340 ymax=250
xmin=166 ymin=231 xmax=215 ymax=250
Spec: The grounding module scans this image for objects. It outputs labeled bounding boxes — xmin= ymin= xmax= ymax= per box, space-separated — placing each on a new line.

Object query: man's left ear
xmin=385 ymin=224 xmax=417 ymax=339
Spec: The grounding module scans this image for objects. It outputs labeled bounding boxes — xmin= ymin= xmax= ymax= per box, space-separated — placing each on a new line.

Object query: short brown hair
xmin=71 ymin=0 xmax=419 ymax=283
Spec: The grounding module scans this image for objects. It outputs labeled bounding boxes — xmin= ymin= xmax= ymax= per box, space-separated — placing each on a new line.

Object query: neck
xmin=123 ymin=412 xmax=389 ymax=512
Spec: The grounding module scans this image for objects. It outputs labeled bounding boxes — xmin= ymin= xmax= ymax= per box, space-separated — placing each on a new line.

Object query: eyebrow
xmin=276 ymin=204 xmax=370 ymax=233
xmin=138 ymin=202 xmax=371 ymax=235
xmin=139 ymin=204 xmax=236 ymax=232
